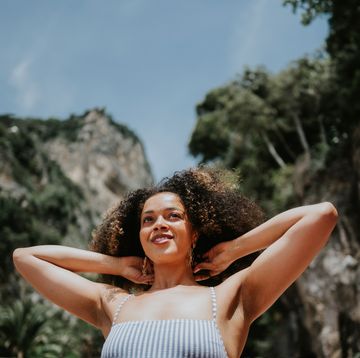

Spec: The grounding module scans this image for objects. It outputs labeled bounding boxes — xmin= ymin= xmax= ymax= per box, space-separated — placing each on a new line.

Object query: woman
xmin=13 ymin=167 xmax=338 ymax=357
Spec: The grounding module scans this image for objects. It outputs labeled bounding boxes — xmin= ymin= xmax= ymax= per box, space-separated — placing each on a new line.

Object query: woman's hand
xmin=119 ymin=256 xmax=154 ymax=285
xmin=193 ymin=241 xmax=237 ymax=281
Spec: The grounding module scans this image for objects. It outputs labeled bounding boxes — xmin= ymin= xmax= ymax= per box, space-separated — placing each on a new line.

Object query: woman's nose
xmin=154 ymin=216 xmax=169 ymax=229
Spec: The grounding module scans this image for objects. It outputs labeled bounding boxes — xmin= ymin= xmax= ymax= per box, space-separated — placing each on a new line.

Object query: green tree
xmin=283 ymin=0 xmax=360 ymax=153
xmin=189 ymin=56 xmax=337 ymax=210
xmin=0 ymin=294 xmax=103 ymax=358
xmin=0 ymin=298 xmax=59 ymax=358
xmin=188 ymin=54 xmax=347 ymax=357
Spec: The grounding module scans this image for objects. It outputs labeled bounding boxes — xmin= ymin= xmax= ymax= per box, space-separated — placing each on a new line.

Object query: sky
xmin=0 ymin=0 xmax=329 ymax=181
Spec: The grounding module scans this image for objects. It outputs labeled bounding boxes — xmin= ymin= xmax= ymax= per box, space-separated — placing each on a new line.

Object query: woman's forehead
xmin=142 ymin=192 xmax=184 ymax=212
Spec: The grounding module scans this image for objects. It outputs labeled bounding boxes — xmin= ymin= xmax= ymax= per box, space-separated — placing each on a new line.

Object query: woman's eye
xmin=169 ymin=212 xmax=181 ymax=219
xmin=143 ymin=217 xmax=153 ymax=223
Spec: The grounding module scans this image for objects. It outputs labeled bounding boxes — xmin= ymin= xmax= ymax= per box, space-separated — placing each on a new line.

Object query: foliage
xmin=189 ymin=2 xmax=359 ymax=355
xmin=189 ymin=55 xmax=343 ymax=212
xmin=283 ymin=0 xmax=360 ymax=147
xmin=107 ymin=115 xmax=140 ymax=143
xmin=0 ymin=293 xmax=103 ymax=357
xmin=0 ymin=117 xmax=88 ymax=284
xmin=283 ymin=0 xmax=332 ymax=25
xmin=0 ymin=109 xmax=144 ymax=355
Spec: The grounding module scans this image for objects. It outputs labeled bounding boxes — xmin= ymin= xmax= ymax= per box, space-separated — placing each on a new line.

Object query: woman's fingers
xmin=194 ymin=269 xmax=220 ymax=281
xmin=194 ymin=274 xmax=210 ymax=281
xmin=193 ymin=261 xmax=215 ymax=273
xmin=202 ymin=249 xmax=215 ymax=261
xmin=137 ymin=274 xmax=154 ymax=284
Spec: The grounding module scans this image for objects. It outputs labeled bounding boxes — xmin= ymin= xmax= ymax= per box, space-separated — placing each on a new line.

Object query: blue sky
xmin=0 ymin=0 xmax=328 ymax=181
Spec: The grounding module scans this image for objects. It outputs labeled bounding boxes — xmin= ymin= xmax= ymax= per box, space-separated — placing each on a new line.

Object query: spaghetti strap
xmin=112 ymin=294 xmax=133 ymax=326
xmin=210 ymin=287 xmax=217 ymax=321
xmin=102 ymin=287 xmax=229 ymax=358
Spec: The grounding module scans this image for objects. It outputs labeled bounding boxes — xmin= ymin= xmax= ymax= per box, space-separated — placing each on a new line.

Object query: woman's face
xmin=140 ymin=192 xmax=195 ymax=264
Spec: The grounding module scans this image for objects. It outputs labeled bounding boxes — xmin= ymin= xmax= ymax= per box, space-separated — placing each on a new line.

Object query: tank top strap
xmin=112 ymin=293 xmax=133 ymax=326
xmin=210 ymin=287 xmax=218 ymax=321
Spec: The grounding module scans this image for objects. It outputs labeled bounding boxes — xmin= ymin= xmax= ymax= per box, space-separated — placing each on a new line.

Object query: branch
xmin=293 ymin=114 xmax=311 ymax=157
xmin=261 ymin=132 xmax=286 ymax=168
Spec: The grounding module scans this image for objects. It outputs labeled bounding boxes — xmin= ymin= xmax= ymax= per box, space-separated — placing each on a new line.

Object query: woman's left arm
xmin=195 ymin=202 xmax=338 ymax=322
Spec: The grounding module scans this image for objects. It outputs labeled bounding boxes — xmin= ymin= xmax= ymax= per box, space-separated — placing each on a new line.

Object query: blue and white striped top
xmin=101 ymin=287 xmax=228 ymax=358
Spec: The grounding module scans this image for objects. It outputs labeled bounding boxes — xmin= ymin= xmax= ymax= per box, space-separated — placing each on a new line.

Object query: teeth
xmin=152 ymin=236 xmax=171 ymax=243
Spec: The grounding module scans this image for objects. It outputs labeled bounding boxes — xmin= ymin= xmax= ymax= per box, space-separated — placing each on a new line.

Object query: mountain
xmin=0 ymin=108 xmax=153 ymax=282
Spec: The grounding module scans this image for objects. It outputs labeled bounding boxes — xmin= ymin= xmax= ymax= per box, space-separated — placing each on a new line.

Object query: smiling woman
xmin=13 ymin=166 xmax=338 ymax=358
xmin=139 ymin=192 xmax=196 ymax=266
xmin=90 ymin=167 xmax=265 ymax=289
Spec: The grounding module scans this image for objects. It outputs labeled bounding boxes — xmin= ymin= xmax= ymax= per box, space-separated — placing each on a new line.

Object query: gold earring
xmin=188 ymin=244 xmax=195 ymax=268
xmin=142 ymin=256 xmax=148 ymax=276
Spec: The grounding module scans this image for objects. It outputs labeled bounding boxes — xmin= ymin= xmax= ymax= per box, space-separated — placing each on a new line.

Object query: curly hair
xmin=90 ymin=167 xmax=265 ymax=290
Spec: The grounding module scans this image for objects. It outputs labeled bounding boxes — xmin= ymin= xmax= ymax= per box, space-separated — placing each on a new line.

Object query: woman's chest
xmin=101 ymin=287 xmax=216 ymax=328
xmin=111 ymin=290 xmax=213 ymax=323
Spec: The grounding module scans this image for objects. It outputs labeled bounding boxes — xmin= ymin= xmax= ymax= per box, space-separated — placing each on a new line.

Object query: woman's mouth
xmin=151 ymin=234 xmax=173 ymax=244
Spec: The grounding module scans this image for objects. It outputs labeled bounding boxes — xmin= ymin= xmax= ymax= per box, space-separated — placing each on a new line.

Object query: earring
xmin=142 ymin=256 xmax=148 ymax=276
xmin=188 ymin=244 xmax=195 ymax=268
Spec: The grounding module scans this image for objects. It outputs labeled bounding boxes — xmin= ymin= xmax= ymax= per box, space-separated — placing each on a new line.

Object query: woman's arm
xmin=194 ymin=202 xmax=338 ymax=321
xmin=13 ymin=245 xmax=153 ymax=328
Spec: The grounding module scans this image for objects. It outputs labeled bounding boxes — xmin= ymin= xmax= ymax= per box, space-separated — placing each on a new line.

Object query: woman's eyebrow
xmin=142 ymin=207 xmax=183 ymax=214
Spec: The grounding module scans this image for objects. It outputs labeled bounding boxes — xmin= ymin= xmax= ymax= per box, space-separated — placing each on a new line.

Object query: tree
xmin=189 ymin=56 xmax=338 ymax=209
xmin=283 ymin=0 xmax=360 ymax=152
xmin=0 ymin=294 xmax=103 ymax=358
xmin=0 ymin=298 xmax=59 ymax=358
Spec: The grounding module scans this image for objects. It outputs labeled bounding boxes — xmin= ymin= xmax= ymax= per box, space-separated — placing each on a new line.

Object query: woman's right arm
xmin=13 ymin=245 xmax=152 ymax=328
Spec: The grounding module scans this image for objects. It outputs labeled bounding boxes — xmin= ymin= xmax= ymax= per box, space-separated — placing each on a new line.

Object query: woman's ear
xmin=191 ymin=232 xmax=199 ymax=247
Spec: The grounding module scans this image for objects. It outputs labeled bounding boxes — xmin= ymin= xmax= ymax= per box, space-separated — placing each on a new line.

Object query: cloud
xmin=9 ymin=57 xmax=40 ymax=111
xmin=228 ymin=0 xmax=267 ymax=73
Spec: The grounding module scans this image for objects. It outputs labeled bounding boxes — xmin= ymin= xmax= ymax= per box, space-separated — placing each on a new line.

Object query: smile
xmin=151 ymin=234 xmax=174 ymax=244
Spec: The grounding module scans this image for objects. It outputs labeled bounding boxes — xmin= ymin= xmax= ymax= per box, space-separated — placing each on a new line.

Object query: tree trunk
xmin=293 ymin=114 xmax=311 ymax=158
xmin=318 ymin=115 xmax=328 ymax=146
xmin=272 ymin=126 xmax=297 ymax=161
xmin=261 ymin=132 xmax=286 ymax=168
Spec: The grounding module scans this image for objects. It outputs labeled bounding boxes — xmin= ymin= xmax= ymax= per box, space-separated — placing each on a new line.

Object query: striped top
xmin=101 ymin=287 xmax=228 ymax=358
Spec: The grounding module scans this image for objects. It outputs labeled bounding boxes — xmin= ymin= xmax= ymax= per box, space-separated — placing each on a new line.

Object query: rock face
xmin=0 ymin=109 xmax=153 ymax=247
xmin=44 ymin=109 xmax=153 ymax=223
xmin=0 ymin=109 xmax=154 ymax=356
xmin=263 ymin=130 xmax=360 ymax=358
xmin=290 ymin=128 xmax=360 ymax=357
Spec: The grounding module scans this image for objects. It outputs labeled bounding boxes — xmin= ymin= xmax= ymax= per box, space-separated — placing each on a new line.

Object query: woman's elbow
xmin=316 ymin=202 xmax=338 ymax=242
xmin=13 ymin=247 xmax=32 ymax=266
xmin=318 ymin=202 xmax=338 ymax=222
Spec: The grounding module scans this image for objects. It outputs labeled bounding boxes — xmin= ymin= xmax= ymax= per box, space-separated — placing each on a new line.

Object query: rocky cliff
xmin=43 ymin=109 xmax=153 ymax=225
xmin=0 ymin=109 xmax=153 ymax=356
xmin=275 ymin=128 xmax=360 ymax=358
xmin=0 ymin=108 xmax=153 ymax=249
xmin=296 ymin=127 xmax=360 ymax=358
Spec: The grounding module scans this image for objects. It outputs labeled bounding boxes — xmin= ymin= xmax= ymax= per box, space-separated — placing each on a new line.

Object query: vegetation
xmin=189 ymin=0 xmax=360 ymax=355
xmin=0 ymin=109 xmax=145 ymax=355
xmin=0 ymin=112 xmax=99 ymax=356
xmin=1 ymin=0 xmax=359 ymax=355
xmin=189 ymin=54 xmax=342 ymax=212
xmin=0 ymin=292 xmax=103 ymax=358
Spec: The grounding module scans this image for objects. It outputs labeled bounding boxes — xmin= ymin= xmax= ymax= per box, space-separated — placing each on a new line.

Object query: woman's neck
xmin=149 ymin=262 xmax=198 ymax=291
